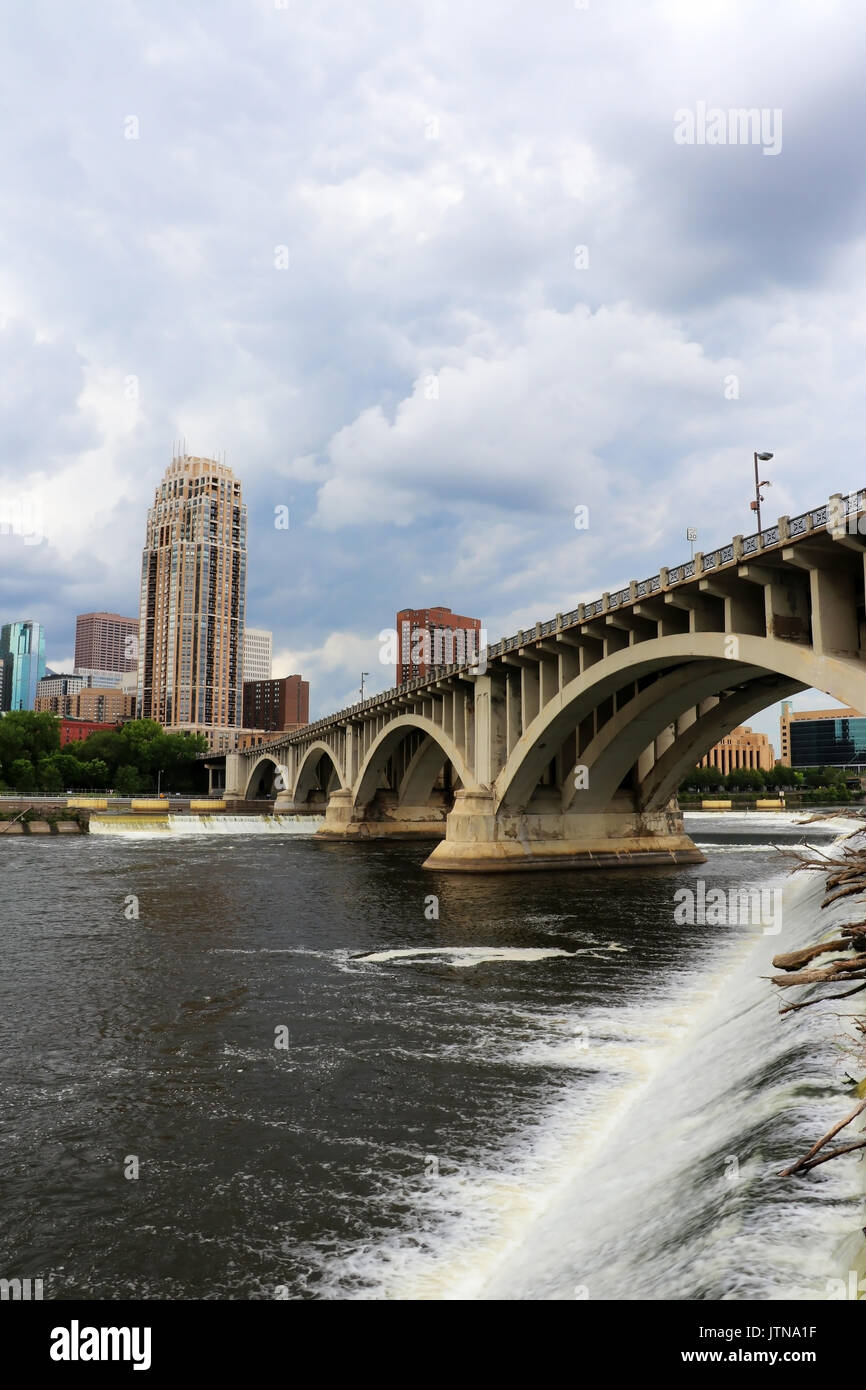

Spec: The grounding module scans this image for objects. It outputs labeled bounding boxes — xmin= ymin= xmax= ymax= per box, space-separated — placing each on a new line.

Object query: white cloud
xmin=3 ymin=0 xmax=866 ymax=724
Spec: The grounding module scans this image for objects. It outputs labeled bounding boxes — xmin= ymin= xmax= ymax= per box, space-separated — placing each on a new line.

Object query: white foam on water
xmin=210 ymin=948 xmax=298 ymax=955
xmin=695 ymin=843 xmax=819 ymax=854
xmin=356 ymin=946 xmax=577 ymax=968
xmin=685 ymin=810 xmax=864 ymax=834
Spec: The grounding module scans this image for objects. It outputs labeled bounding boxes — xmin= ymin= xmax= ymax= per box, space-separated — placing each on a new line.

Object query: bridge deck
xmin=205 ymin=489 xmax=863 ymax=757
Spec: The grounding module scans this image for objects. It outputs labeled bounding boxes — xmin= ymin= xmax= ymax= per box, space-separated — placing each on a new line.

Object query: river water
xmin=2 ymin=811 xmax=863 ymax=1300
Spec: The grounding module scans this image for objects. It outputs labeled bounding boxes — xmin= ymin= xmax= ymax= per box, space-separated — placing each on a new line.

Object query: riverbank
xmin=1 ymin=819 xmax=85 ymax=834
xmin=681 ymin=794 xmax=864 ymax=811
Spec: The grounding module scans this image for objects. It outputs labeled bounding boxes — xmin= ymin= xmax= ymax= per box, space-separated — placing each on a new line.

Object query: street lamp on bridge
xmin=751 ymin=450 xmax=774 ymax=535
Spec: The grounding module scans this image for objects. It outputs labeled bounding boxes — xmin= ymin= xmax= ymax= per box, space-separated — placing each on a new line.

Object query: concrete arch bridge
xmin=210 ymin=491 xmax=866 ymax=871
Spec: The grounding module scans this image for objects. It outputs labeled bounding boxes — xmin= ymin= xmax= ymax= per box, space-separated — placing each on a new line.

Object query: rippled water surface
xmin=2 ymin=812 xmax=863 ymax=1299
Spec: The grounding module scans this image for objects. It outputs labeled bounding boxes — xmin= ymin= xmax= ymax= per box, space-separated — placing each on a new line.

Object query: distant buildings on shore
xmin=242 ymin=628 xmax=272 ymax=683
xmin=700 ymin=703 xmax=866 ymax=776
xmin=35 ymin=684 xmax=135 ymax=723
xmin=700 ymin=726 xmax=775 ymax=775
xmin=2 ymin=454 xmax=496 ymax=755
xmin=396 ymin=606 xmax=481 ymax=683
xmin=243 ymin=674 xmax=309 ymax=733
xmin=58 ymin=717 xmax=127 ymax=747
xmin=0 ymin=621 xmax=46 ymax=711
xmin=74 ymin=612 xmax=138 ymax=674
xmin=779 ymin=701 xmax=866 ymax=768
xmin=1 ymin=451 xmax=308 ymax=754
xmin=138 ymin=453 xmax=247 ymax=736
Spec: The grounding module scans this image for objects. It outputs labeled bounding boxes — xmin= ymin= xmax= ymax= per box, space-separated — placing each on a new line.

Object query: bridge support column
xmin=223 ymin=752 xmax=246 ymax=802
xmin=273 ymin=792 xmax=316 ymax=814
xmin=317 ymin=789 xmax=449 ymax=840
xmin=422 ymin=790 xmax=705 ymax=873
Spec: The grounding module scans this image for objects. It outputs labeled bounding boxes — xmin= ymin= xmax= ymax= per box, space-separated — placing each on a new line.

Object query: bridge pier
xmin=273 ymin=793 xmax=321 ymax=814
xmin=317 ymin=788 xmax=449 ymax=840
xmin=421 ymin=790 xmax=705 ymax=873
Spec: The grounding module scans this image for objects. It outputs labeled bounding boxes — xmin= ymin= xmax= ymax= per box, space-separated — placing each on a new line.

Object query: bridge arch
xmin=353 ymin=715 xmax=478 ymax=809
xmin=559 ymin=659 xmax=781 ymax=813
xmin=494 ymin=631 xmax=860 ymax=813
xmin=638 ymin=676 xmax=802 ymax=810
xmin=294 ymin=740 xmax=346 ymax=806
xmin=244 ymin=753 xmax=286 ymax=800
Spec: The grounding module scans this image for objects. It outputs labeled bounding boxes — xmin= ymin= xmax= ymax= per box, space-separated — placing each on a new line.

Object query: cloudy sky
xmin=1 ymin=0 xmax=864 ymax=743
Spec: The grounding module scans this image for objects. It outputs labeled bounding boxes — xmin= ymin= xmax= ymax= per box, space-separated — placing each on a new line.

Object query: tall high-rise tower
xmin=0 ymin=620 xmax=46 ymax=710
xmin=138 ymin=454 xmax=247 ymax=730
xmin=242 ymin=627 xmax=272 ymax=683
xmin=74 ymin=611 xmax=139 ymax=674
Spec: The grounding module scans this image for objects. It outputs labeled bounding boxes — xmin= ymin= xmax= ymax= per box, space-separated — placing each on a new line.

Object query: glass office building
xmin=0 ymin=621 xmax=47 ymax=711
xmin=789 ymin=715 xmax=866 ymax=767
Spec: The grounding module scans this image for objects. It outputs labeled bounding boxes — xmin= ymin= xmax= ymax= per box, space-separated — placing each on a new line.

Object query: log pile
xmin=772 ymin=840 xmax=866 ymax=1177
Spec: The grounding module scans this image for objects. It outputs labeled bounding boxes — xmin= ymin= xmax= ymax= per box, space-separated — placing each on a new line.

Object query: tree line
xmin=682 ymin=762 xmax=856 ymax=797
xmin=0 ymin=712 xmax=209 ymax=795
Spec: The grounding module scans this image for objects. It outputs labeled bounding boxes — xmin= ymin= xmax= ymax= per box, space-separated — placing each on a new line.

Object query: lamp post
xmin=752 ymin=450 xmax=774 ymax=535
xmin=686 ymin=527 xmax=697 ymax=560
xmin=360 ymin=672 xmax=369 ymax=700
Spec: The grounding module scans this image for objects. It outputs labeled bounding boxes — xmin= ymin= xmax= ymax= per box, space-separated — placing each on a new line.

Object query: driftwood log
xmin=773 ymin=837 xmax=866 ymax=1177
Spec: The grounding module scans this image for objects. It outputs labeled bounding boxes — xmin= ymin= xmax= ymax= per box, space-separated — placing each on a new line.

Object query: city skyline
xmin=1 ymin=453 xmax=858 ymax=741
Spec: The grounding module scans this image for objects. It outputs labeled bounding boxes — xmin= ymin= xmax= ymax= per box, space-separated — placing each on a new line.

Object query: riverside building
xmin=74 ymin=612 xmax=139 ymax=674
xmin=700 ymin=726 xmax=775 ymax=775
xmin=0 ymin=620 xmax=46 ymax=710
xmin=242 ymin=628 xmax=272 ymax=683
xmin=396 ymin=606 xmax=481 ymax=683
xmin=137 ymin=454 xmax=247 ymax=734
xmin=779 ymin=701 xmax=866 ymax=769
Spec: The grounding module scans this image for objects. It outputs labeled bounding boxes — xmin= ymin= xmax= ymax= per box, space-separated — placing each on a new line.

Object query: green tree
xmin=81 ymin=759 xmax=110 ymax=790
xmin=9 ymin=757 xmax=38 ymax=793
xmin=153 ymin=731 xmax=209 ymax=791
xmin=727 ymin=767 xmax=767 ymax=792
xmin=771 ymin=766 xmax=805 ymax=789
xmin=820 ymin=765 xmax=846 ymax=787
xmin=114 ymin=763 xmax=142 ymax=795
xmin=37 ymin=757 xmax=64 ymax=795
xmin=122 ymin=719 xmax=163 ymax=746
xmin=72 ymin=730 xmax=125 ymax=770
xmin=55 ymin=754 xmax=86 ymax=788
xmin=0 ymin=711 xmax=60 ymax=783
xmin=681 ymin=766 xmax=713 ymax=791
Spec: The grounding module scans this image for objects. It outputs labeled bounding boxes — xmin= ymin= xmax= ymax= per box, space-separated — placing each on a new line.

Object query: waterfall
xmin=325 ymin=826 xmax=866 ymax=1300
xmin=89 ymin=813 xmax=324 ymax=836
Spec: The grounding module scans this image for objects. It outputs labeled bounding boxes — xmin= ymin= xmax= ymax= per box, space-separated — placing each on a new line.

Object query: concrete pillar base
xmin=316 ymin=789 xmax=448 ymax=840
xmin=421 ymin=789 xmax=705 ymax=873
xmin=273 ymin=792 xmax=319 ymax=814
